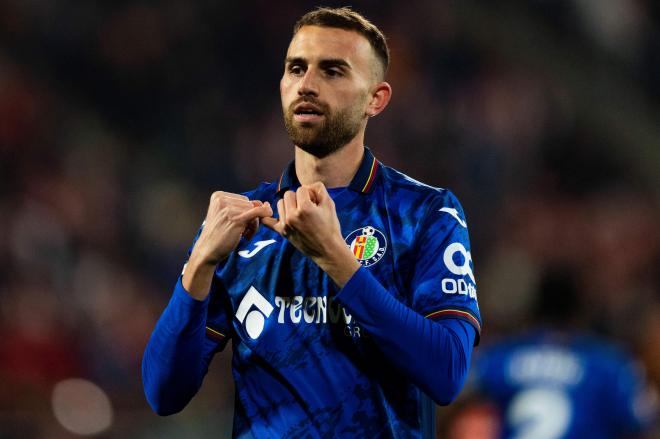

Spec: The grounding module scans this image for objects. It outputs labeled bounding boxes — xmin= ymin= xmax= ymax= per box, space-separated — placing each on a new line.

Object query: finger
xmin=283 ymin=191 xmax=297 ymax=219
xmin=220 ymin=192 xmax=249 ymax=201
xmin=277 ymin=198 xmax=286 ymax=224
xmin=209 ymin=198 xmax=253 ymax=218
xmin=261 ymin=216 xmax=277 ymax=228
xmin=243 ymin=217 xmax=259 ymax=240
xmin=209 ymin=191 xmax=248 ymax=208
xmin=223 ymin=198 xmax=254 ymax=208
xmin=272 ymin=198 xmax=291 ymax=236
xmin=262 ymin=200 xmax=286 ymax=235
xmin=233 ymin=202 xmax=273 ymax=223
xmin=309 ymin=182 xmax=328 ymax=203
xmin=261 ymin=216 xmax=280 ymax=232
xmin=246 ymin=200 xmax=268 ymax=238
xmin=296 ymin=186 xmax=312 ymax=209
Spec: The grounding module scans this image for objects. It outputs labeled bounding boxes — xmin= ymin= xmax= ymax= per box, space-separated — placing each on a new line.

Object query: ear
xmin=366 ymin=82 xmax=392 ymax=118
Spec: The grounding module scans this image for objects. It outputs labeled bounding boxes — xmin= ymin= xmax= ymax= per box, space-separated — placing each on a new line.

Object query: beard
xmin=283 ymin=98 xmax=365 ymax=159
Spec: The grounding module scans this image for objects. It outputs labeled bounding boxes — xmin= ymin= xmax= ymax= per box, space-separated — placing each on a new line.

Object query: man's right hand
xmin=183 ymin=192 xmax=272 ymax=300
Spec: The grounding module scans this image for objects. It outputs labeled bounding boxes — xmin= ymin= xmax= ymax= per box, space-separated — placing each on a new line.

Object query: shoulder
xmin=378 ymin=165 xmax=469 ymax=233
xmin=379 ymin=165 xmax=464 ymax=210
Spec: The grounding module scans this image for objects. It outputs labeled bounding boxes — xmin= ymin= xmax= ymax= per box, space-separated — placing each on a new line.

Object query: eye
xmin=288 ymin=64 xmax=304 ymax=76
xmin=325 ymin=68 xmax=343 ymax=78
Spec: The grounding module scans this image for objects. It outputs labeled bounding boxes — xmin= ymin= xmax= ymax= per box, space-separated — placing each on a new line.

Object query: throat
xmin=294 ymin=143 xmax=364 ymax=188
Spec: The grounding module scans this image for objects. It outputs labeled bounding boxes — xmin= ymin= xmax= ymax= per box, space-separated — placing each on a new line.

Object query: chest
xmin=212 ymin=209 xmax=410 ymax=349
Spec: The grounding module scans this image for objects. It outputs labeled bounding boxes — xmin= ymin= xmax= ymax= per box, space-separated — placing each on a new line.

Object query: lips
xmin=292 ymin=101 xmax=325 ymax=124
xmin=293 ymin=102 xmax=324 ymax=116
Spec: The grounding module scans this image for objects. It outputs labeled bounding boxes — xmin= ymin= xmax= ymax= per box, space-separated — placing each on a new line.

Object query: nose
xmin=298 ymin=68 xmax=319 ymax=97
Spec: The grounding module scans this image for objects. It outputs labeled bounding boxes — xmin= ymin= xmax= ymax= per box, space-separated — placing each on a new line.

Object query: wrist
xmin=188 ymin=248 xmax=220 ymax=270
xmin=182 ymin=253 xmax=218 ymax=301
xmin=314 ymin=239 xmax=361 ymax=288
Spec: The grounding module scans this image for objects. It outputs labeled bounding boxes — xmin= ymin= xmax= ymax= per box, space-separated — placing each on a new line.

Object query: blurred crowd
xmin=0 ymin=1 xmax=658 ymax=437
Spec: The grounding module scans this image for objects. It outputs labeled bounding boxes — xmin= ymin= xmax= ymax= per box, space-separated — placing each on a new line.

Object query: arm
xmin=263 ymin=184 xmax=480 ymax=405
xmin=142 ymin=192 xmax=273 ymax=415
xmin=142 ymin=278 xmax=216 ymax=415
xmin=336 ymin=267 xmax=475 ymax=404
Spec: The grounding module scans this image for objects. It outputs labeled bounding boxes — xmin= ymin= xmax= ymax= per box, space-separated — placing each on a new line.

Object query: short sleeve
xmin=409 ymin=190 xmax=482 ymax=344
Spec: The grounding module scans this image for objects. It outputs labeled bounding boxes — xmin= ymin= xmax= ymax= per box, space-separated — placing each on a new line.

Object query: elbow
xmin=143 ymin=376 xmax=188 ymax=416
xmin=142 ymin=357 xmax=190 ymax=416
xmin=146 ymin=395 xmax=185 ymax=417
xmin=433 ymin=380 xmax=466 ymax=406
xmin=428 ymin=367 xmax=470 ymax=406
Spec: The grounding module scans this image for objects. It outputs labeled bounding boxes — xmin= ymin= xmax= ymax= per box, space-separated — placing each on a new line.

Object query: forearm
xmin=183 ymin=252 xmax=219 ymax=300
xmin=335 ymin=267 xmax=475 ymax=405
xmin=142 ymin=278 xmax=210 ymax=415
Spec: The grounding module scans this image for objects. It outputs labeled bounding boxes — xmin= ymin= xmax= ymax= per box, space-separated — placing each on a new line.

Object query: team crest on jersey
xmin=345 ymin=226 xmax=387 ymax=267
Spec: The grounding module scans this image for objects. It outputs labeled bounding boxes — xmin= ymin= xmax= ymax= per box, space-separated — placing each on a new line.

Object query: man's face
xmin=280 ymin=25 xmax=377 ymax=158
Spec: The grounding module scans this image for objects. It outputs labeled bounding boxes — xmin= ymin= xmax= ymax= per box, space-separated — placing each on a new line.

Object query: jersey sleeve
xmin=410 ymin=190 xmax=482 ymax=344
xmin=141 ymin=223 xmax=231 ymax=415
xmin=183 ymin=182 xmax=271 ymax=347
xmin=183 ymin=223 xmax=233 ymax=350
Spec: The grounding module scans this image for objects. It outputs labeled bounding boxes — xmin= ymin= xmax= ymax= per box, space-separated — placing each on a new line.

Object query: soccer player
xmin=142 ymin=7 xmax=481 ymax=438
xmin=465 ymin=269 xmax=656 ymax=439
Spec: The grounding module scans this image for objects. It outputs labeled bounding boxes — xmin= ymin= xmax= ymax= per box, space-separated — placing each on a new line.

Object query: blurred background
xmin=0 ymin=0 xmax=658 ymax=437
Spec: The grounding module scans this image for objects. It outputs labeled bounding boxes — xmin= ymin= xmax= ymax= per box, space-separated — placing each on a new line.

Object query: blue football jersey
xmin=474 ymin=330 xmax=654 ymax=439
xmin=191 ymin=147 xmax=482 ymax=438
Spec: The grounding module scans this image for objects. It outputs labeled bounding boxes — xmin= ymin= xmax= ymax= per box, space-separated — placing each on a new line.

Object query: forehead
xmin=287 ymin=25 xmax=375 ymax=68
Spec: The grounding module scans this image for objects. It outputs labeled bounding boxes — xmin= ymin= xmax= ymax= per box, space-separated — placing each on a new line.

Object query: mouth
xmin=293 ymin=102 xmax=325 ymax=123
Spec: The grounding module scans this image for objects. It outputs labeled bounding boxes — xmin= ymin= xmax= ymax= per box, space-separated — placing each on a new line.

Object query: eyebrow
xmin=285 ymin=57 xmax=351 ymax=70
xmin=319 ymin=58 xmax=350 ymax=70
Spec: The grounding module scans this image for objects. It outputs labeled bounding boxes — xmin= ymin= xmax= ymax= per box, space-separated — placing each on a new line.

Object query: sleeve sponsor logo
xmin=443 ymin=242 xmax=475 ymax=283
xmin=442 ymin=242 xmax=477 ymax=299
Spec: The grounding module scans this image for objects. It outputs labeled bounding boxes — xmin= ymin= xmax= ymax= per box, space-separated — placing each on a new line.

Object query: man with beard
xmin=142 ymin=7 xmax=481 ymax=438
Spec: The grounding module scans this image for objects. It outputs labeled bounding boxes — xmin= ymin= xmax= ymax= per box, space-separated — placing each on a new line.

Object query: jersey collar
xmin=276 ymin=147 xmax=380 ymax=197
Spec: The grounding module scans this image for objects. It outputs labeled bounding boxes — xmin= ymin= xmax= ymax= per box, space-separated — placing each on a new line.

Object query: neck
xmin=294 ymin=135 xmax=365 ymax=188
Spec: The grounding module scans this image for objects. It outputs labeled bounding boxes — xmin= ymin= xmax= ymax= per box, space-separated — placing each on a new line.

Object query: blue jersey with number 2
xmin=474 ymin=330 xmax=654 ymax=439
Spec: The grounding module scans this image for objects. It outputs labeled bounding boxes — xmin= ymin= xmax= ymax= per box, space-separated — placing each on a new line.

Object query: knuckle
xmin=210 ymin=191 xmax=225 ymax=203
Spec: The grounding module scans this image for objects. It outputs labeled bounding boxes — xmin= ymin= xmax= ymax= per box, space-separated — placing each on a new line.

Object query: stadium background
xmin=0 ymin=1 xmax=658 ymax=437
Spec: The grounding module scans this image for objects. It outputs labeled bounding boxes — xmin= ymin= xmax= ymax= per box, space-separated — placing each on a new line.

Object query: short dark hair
xmin=293 ymin=7 xmax=390 ymax=79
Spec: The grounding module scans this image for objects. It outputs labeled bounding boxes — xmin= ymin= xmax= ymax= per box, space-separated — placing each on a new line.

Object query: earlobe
xmin=366 ymin=82 xmax=392 ymax=118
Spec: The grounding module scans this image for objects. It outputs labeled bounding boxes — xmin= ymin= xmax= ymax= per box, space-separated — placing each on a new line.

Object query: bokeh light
xmin=51 ymin=378 xmax=113 ymax=436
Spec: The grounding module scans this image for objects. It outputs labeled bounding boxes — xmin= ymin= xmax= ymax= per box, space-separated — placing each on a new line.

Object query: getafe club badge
xmin=345 ymin=226 xmax=387 ymax=267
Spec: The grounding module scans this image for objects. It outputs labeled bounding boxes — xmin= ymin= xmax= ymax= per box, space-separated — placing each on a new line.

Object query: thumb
xmin=261 ymin=216 xmax=279 ymax=230
xmin=261 ymin=216 xmax=288 ymax=237
xmin=309 ymin=182 xmax=328 ymax=202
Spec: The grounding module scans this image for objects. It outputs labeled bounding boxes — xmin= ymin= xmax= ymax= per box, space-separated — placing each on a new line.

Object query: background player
xmin=447 ymin=268 xmax=657 ymax=439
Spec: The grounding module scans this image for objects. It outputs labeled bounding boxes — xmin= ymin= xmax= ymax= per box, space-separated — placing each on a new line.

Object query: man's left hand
xmin=262 ymin=182 xmax=361 ymax=287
